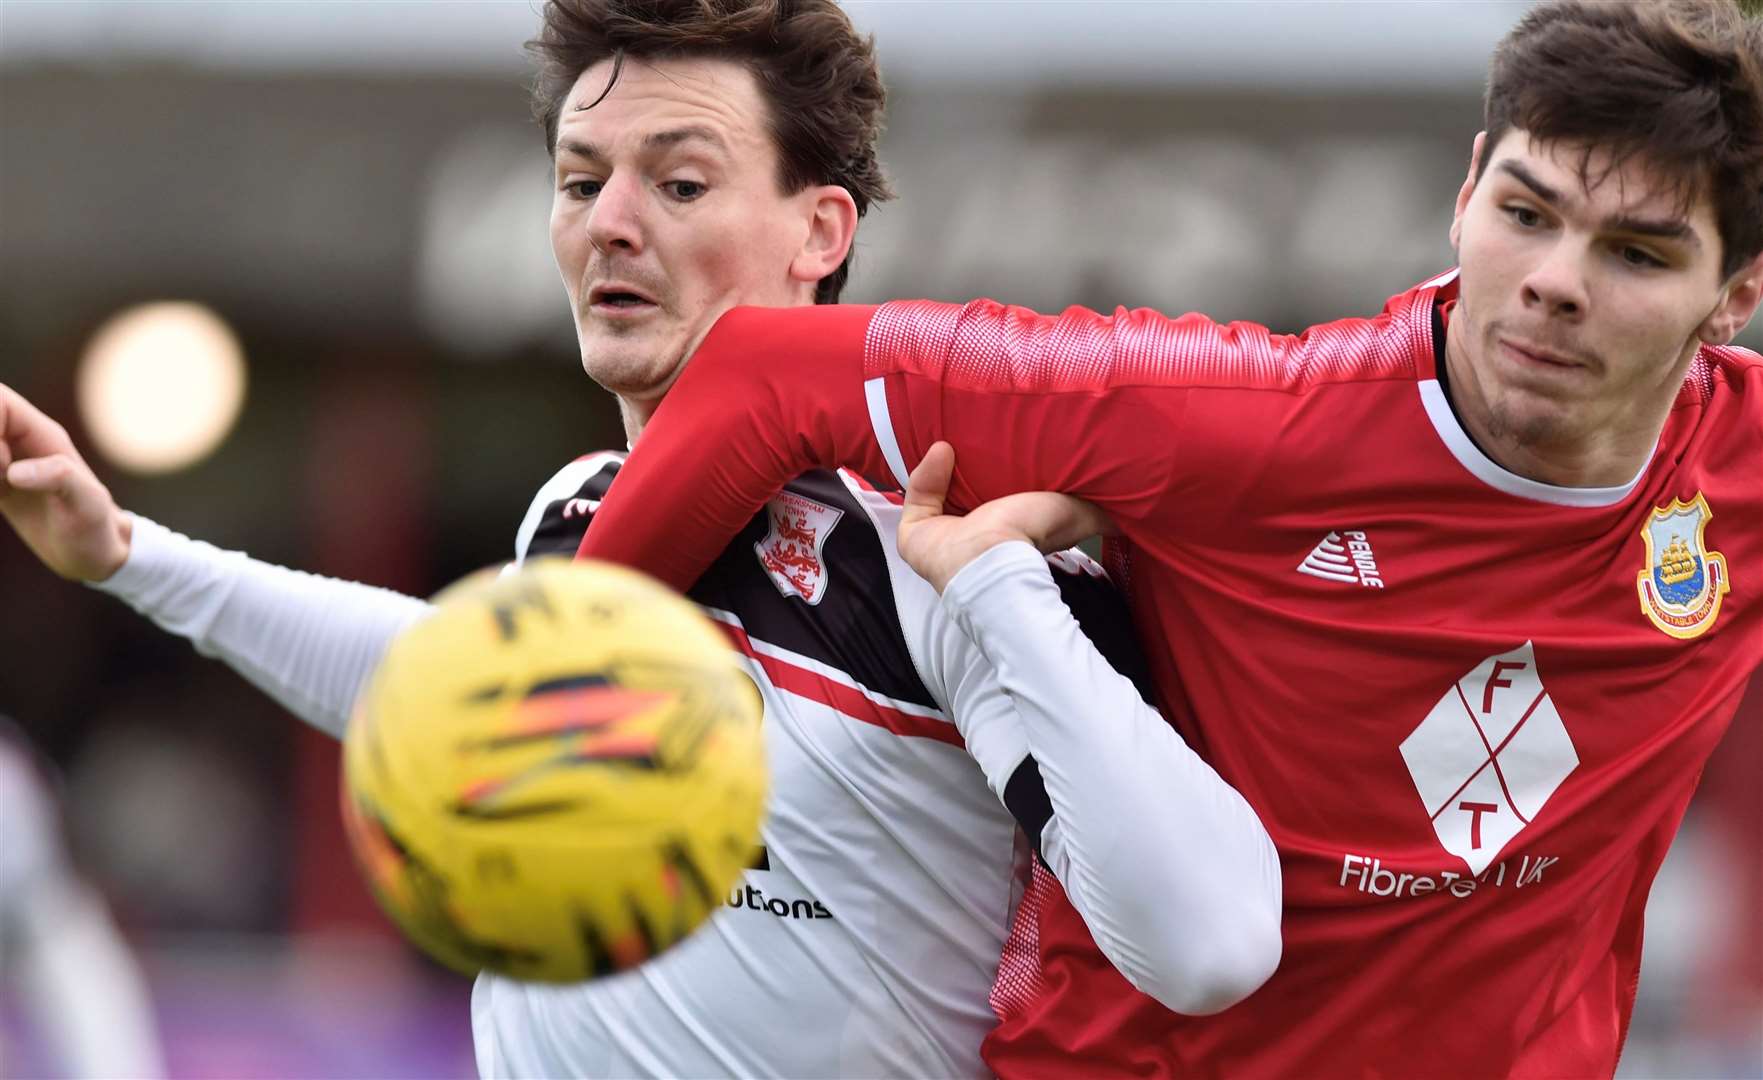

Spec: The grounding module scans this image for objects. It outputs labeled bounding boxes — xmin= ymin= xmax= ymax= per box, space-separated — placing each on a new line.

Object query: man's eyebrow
xmin=1496 ymin=160 xmax=1564 ymax=206
xmin=554 ymin=127 xmax=728 ymax=163
xmin=1495 ymin=159 xmax=1701 ymax=248
xmin=556 ymin=138 xmax=601 ymax=162
xmin=642 ymin=126 xmax=729 ymax=154
xmin=1605 ymin=213 xmax=1701 ymax=248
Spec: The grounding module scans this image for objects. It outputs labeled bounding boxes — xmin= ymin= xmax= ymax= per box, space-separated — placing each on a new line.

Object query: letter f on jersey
xmin=1398 ymin=642 xmax=1579 ymax=874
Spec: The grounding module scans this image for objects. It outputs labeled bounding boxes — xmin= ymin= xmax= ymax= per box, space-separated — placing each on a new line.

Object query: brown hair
xmin=529 ymin=0 xmax=891 ymax=304
xmin=1482 ymin=0 xmax=1763 ymax=279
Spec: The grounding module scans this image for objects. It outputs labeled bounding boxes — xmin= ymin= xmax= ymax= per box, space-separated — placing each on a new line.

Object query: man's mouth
xmin=1499 ymin=337 xmax=1588 ymax=373
xmin=588 ymin=283 xmax=660 ymax=312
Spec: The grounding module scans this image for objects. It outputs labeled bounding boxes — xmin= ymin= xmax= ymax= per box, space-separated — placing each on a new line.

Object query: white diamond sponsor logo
xmin=1399 ymin=642 xmax=1578 ymax=875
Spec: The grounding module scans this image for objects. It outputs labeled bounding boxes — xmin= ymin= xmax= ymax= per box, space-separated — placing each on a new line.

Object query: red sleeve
xmin=577 ymin=299 xmax=1218 ymax=590
xmin=862 ymin=300 xmax=1191 ymax=523
xmin=576 ymin=304 xmax=888 ymax=589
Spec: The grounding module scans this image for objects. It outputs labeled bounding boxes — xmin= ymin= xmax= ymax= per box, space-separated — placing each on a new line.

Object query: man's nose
xmin=1520 ymin=240 xmax=1589 ymax=322
xmin=586 ymin=172 xmax=644 ymax=255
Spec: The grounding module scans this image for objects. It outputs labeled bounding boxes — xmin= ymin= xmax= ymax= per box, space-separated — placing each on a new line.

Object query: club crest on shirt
xmin=755 ymin=491 xmax=844 ymax=605
xmin=1635 ymin=493 xmax=1729 ymax=640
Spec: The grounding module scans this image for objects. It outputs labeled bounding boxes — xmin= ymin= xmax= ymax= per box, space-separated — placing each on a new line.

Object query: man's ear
xmin=1449 ymin=131 xmax=1488 ymax=252
xmin=1698 ymin=250 xmax=1763 ymax=347
xmin=790 ymin=185 xmax=859 ymax=290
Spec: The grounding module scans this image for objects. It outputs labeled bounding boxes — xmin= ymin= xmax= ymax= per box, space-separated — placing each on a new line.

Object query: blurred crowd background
xmin=1 ymin=2 xmax=1758 ymax=1076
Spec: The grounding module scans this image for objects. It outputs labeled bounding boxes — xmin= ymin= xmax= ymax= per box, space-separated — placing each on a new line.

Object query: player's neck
xmin=619 ymin=396 xmax=655 ymax=446
xmin=1441 ymin=315 xmax=1667 ymax=490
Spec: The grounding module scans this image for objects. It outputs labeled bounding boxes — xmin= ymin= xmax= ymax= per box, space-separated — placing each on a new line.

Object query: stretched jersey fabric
xmin=579 ymin=274 xmax=1763 ymax=1077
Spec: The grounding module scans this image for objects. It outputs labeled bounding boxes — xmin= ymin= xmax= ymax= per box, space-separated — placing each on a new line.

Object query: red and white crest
xmin=754 ymin=492 xmax=844 ymax=604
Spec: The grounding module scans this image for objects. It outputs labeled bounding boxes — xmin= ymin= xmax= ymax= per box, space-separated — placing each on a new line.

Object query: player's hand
xmin=898 ymin=441 xmax=1109 ymax=594
xmin=0 ymin=384 xmax=132 ymax=581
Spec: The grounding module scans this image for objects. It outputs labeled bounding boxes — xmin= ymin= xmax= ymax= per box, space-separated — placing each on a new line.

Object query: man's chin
xmin=579 ymin=339 xmax=685 ymax=400
xmin=1485 ymin=394 xmax=1578 ymax=450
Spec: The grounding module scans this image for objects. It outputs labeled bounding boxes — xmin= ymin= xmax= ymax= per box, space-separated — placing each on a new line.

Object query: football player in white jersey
xmin=0 ymin=1 xmax=1280 ymax=1075
xmin=0 ymin=720 xmax=165 ymax=1079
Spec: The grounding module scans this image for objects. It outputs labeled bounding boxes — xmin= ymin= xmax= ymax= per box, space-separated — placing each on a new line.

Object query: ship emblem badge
xmin=1635 ymin=493 xmax=1729 ymax=640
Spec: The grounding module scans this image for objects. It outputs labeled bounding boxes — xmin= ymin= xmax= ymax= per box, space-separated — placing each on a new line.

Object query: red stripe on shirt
xmin=840 ymin=469 xmax=905 ymax=505
xmin=708 ymin=615 xmax=962 ymax=748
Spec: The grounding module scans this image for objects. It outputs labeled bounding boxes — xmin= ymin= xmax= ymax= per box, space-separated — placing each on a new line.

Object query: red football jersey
xmin=581 ymin=274 xmax=1763 ymax=1076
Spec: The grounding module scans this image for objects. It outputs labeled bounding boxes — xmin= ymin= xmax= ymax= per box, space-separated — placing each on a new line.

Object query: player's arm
xmin=90 ymin=440 xmax=616 ymax=735
xmin=578 ymin=301 xmax=1190 ymax=591
xmin=1 ymin=383 xmax=428 ymax=737
xmin=941 ymin=542 xmax=1283 ymax=1015
xmin=905 ymin=445 xmax=1281 ymax=1015
xmin=95 ymin=517 xmax=429 ymax=738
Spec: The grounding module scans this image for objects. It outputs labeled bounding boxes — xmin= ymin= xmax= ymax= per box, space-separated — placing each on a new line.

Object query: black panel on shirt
xmin=1049 ymin=559 xmax=1160 ymax=707
xmin=521 ymin=455 xmax=939 ymax=713
xmin=1007 ymin=557 xmax=1161 ymax=860
xmin=1004 ymin=757 xmax=1054 ymax=859
xmin=522 ymin=456 xmax=623 ymax=561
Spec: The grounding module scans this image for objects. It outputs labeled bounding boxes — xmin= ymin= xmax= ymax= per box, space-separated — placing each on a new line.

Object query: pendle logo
xmin=1398 ymin=642 xmax=1578 ymax=875
xmin=1297 ymin=530 xmax=1385 ymax=588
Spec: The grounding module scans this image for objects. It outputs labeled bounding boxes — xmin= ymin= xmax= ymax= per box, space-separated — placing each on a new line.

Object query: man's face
xmin=1449 ymin=129 xmax=1747 ymax=455
xmin=550 ymin=57 xmax=831 ymax=413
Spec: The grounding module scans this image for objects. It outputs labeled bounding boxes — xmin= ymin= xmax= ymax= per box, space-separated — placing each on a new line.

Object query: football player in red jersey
xmin=569 ymin=1 xmax=1763 ymax=1075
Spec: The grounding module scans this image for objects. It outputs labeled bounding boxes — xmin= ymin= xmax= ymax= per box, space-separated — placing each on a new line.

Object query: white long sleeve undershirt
xmin=92 ymin=514 xmax=430 ymax=740
xmin=940 ymin=541 xmax=1283 ymax=1016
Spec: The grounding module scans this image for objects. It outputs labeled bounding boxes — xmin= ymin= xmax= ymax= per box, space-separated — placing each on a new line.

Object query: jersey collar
xmin=1413 ymin=270 xmax=1651 ymax=509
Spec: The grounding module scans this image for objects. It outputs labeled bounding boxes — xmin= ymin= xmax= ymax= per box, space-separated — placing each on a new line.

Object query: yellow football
xmin=341 ymin=557 xmax=766 ymax=983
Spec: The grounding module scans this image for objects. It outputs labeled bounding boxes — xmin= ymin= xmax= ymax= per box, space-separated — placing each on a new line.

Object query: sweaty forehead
xmin=556 ymin=56 xmax=774 ymax=160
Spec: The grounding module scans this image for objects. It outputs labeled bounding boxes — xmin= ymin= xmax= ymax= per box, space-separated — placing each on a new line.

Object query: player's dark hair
xmin=1482 ymin=0 xmax=1763 ymax=280
xmin=530 ymin=0 xmax=891 ymax=304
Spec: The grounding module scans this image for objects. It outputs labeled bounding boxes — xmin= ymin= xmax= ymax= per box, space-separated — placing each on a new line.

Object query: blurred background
xmin=1 ymin=1 xmax=1757 ymax=1076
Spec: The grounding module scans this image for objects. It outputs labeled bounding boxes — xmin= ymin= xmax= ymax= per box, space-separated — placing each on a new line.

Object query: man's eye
xmin=1620 ymin=246 xmax=1665 ymax=269
xmin=1505 ymin=205 xmax=1542 ymax=228
xmin=664 ymin=180 xmax=706 ymax=200
xmin=567 ymin=179 xmax=602 ymax=199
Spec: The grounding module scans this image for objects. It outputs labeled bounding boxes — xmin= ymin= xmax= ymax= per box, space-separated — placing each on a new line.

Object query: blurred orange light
xmin=76 ymin=302 xmax=247 ymax=474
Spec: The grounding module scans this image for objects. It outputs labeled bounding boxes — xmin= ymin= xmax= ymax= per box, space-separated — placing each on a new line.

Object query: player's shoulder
xmin=1685 ymin=341 xmax=1763 ymax=402
xmin=701 ymin=303 xmax=880 ymax=361
xmin=1261 ymin=270 xmax=1452 ymax=394
xmin=514 ymin=451 xmax=626 ymax=564
xmin=1671 ymin=342 xmax=1763 ymax=462
xmin=1674 ymin=344 xmax=1763 ymax=507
